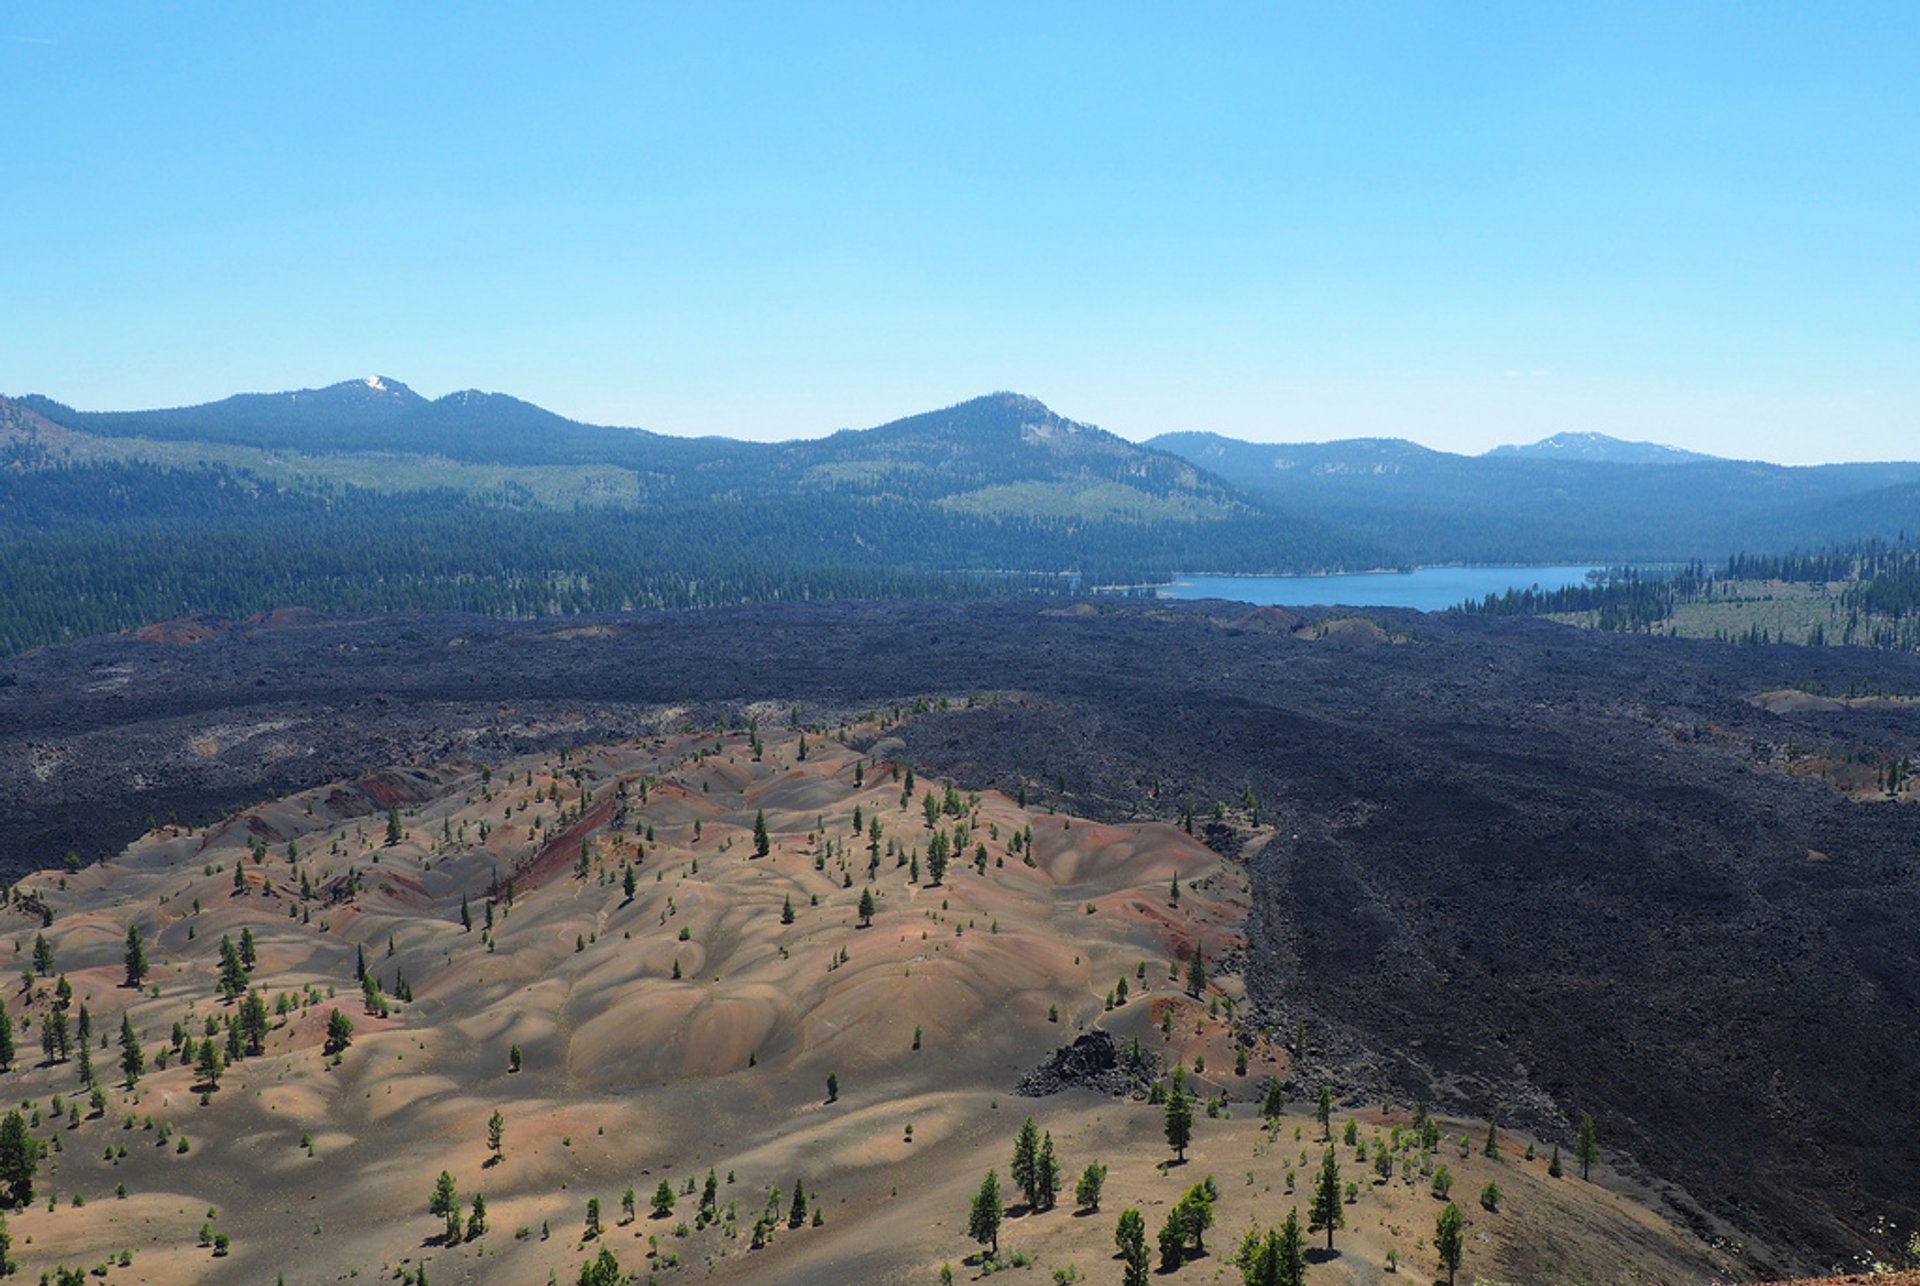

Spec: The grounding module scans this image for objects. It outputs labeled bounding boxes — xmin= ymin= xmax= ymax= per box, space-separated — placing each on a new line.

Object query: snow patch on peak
xmin=364 ymin=376 xmax=387 ymax=392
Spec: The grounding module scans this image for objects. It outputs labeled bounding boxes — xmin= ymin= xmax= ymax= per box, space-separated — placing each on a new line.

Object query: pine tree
xmin=1435 ymin=1202 xmax=1464 ymax=1284
xmin=787 ymin=1177 xmax=807 ymax=1228
xmin=1158 ymin=1207 xmax=1186 ymax=1271
xmin=857 ymin=887 xmax=875 ymax=926
xmin=194 ymin=1037 xmax=221 ymax=1091
xmin=1186 ymin=946 xmax=1207 ymax=997
xmin=386 ymin=804 xmax=403 ymax=847
xmin=1164 ymin=1079 xmax=1194 ymax=1161
xmin=753 ymin=810 xmax=770 ymax=858
xmin=1576 ymin=1113 xmax=1599 ymax=1180
xmin=1309 ymin=1146 xmax=1343 ymax=1251
xmin=239 ymin=927 xmax=257 ymax=970
xmin=30 ymin=935 xmax=52 ymax=978
xmin=781 ymin=895 xmax=795 ymax=925
xmin=216 ymin=935 xmax=247 ymax=1002
xmin=429 ymin=1170 xmax=459 ymax=1240
xmin=1011 ymin=1117 xmax=1040 ymax=1205
xmin=460 ymin=894 xmax=472 ymax=931
xmin=578 ymin=1247 xmax=623 ymax=1286
xmin=0 ymin=1110 xmax=39 ymax=1208
xmin=324 ymin=1008 xmax=354 ymax=1054
xmin=1261 ymin=1076 xmax=1285 ymax=1121
xmin=651 ymin=1179 xmax=676 ymax=1217
xmin=123 ymin=925 xmax=148 ymax=988
xmin=1036 ymin=1132 xmax=1061 ymax=1210
xmin=0 ymin=1010 xmax=12 ymax=1072
xmin=1276 ymin=1207 xmax=1308 ymax=1286
xmin=119 ymin=1012 xmax=144 ymax=1089
xmin=968 ymin=1169 xmax=1002 ymax=1259
xmin=1115 ymin=1208 xmax=1150 ymax=1286
xmin=240 ymin=989 xmax=269 ymax=1055
xmin=1484 ymin=1116 xmax=1499 ymax=1157
xmin=1548 ymin=1143 xmax=1563 ymax=1178
xmin=622 ymin=864 xmax=637 ymax=901
xmin=487 ymin=1108 xmax=505 ymax=1163
xmin=1174 ymin=1181 xmax=1213 ymax=1254
xmin=1074 ymin=1161 xmax=1106 ymax=1212
xmin=1316 ymin=1086 xmax=1333 ymax=1139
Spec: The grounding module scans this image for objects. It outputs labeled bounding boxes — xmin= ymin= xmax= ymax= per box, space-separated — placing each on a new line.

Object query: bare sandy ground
xmin=0 ymin=723 xmax=1728 ymax=1284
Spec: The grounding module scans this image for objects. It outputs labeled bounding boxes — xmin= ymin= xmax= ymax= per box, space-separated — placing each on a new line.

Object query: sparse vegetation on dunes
xmin=0 ymin=719 xmax=1725 ymax=1283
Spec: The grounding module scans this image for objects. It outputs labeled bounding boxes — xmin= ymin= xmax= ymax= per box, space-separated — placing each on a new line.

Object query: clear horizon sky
xmin=3 ymin=4 xmax=1915 ymax=463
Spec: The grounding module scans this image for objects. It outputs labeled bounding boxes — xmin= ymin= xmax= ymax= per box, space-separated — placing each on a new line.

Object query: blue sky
xmin=2 ymin=3 xmax=1914 ymax=462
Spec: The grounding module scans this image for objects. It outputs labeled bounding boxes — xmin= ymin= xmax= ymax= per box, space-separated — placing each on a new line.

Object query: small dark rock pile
xmin=1015 ymin=1031 xmax=1159 ymax=1099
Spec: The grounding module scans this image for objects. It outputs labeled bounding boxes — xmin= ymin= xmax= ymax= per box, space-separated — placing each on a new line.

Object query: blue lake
xmin=1149 ymin=565 xmax=1602 ymax=612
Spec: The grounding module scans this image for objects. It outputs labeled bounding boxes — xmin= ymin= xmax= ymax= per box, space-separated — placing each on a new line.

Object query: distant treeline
xmin=0 ymin=457 xmax=1338 ymax=656
xmin=0 ymin=462 xmax=1066 ymax=654
xmin=1457 ymin=542 xmax=1920 ymax=649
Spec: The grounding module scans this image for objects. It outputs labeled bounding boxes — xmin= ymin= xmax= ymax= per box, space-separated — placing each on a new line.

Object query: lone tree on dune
xmin=753 ymin=810 xmax=770 ymax=858
xmin=487 ymin=1109 xmax=504 ymax=1164
xmin=1309 ymin=1146 xmax=1343 ymax=1252
xmin=119 ymin=1012 xmax=143 ymax=1089
xmin=123 ymin=925 xmax=148 ymax=988
xmin=1435 ymin=1201 xmax=1464 ymax=1285
xmin=968 ymin=1169 xmax=1003 ymax=1260
xmin=1036 ymin=1132 xmax=1060 ymax=1210
xmin=1074 ymin=1161 xmax=1106 ymax=1212
xmin=1164 ymin=1077 xmax=1194 ymax=1161
xmin=194 ymin=1037 xmax=222 ymax=1091
xmin=324 ymin=1008 xmax=354 ymax=1055
xmin=857 ymin=887 xmax=875 ymax=927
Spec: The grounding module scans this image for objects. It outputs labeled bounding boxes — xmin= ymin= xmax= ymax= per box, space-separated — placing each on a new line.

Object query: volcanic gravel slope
xmin=2 ymin=598 xmax=1917 ymax=1272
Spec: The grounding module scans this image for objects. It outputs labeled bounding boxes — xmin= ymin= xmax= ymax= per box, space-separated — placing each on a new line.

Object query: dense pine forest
xmin=0 ymin=460 xmax=1065 ymax=654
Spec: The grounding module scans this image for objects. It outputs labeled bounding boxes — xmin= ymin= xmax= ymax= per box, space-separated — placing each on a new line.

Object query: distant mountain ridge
xmin=1487 ymin=430 xmax=1718 ymax=464
xmin=1145 ymin=428 xmax=1920 ymax=565
xmin=10 ymin=376 xmax=1920 ymax=574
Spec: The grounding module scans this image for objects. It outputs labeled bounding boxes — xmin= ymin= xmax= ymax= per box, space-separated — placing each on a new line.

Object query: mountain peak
xmin=1487 ymin=431 xmax=1716 ymax=465
xmin=309 ymin=375 xmax=422 ymax=405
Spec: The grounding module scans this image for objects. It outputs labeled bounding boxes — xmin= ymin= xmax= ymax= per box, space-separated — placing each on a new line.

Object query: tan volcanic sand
xmin=0 ymin=722 xmax=1728 ymax=1284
